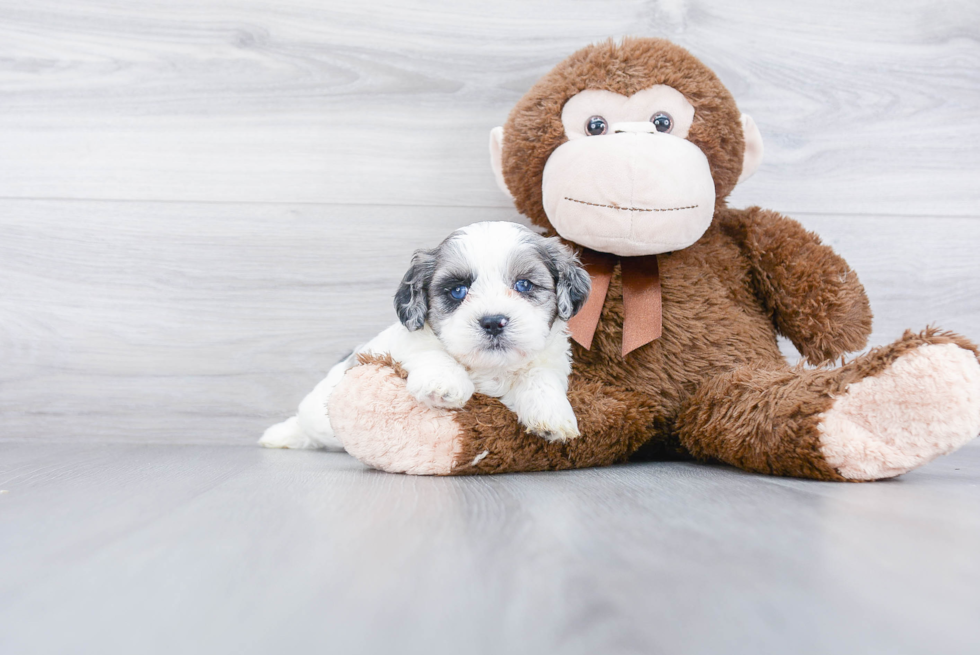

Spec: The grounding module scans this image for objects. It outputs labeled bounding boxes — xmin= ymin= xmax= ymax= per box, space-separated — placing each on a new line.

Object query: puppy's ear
xmin=394 ymin=248 xmax=436 ymax=331
xmin=539 ymin=238 xmax=591 ymax=321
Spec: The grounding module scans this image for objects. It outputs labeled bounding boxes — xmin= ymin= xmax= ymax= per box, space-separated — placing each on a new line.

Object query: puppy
xmin=259 ymin=221 xmax=591 ymax=451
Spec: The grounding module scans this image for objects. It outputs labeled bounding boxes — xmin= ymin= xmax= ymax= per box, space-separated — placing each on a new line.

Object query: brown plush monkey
xmin=328 ymin=38 xmax=980 ymax=480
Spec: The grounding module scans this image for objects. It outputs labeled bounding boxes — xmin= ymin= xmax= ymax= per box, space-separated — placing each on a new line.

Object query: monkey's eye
xmin=513 ymin=279 xmax=533 ymax=294
xmin=651 ymin=112 xmax=673 ymax=133
xmin=449 ymin=285 xmax=468 ymax=301
xmin=586 ymin=115 xmax=608 ymax=136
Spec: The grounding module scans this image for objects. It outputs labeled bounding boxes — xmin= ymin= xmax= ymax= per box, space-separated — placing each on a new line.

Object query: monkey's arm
xmin=718 ymin=206 xmax=873 ymax=364
xmin=329 ymin=362 xmax=661 ymax=475
xmin=452 ymin=374 xmax=660 ymax=473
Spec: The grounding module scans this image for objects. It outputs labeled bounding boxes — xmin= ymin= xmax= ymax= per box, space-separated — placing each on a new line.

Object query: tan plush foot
xmin=328 ymin=363 xmax=462 ymax=475
xmin=819 ymin=344 xmax=980 ymax=480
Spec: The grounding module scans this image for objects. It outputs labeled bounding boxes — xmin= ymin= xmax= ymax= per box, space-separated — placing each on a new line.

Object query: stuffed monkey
xmin=328 ymin=38 xmax=980 ymax=480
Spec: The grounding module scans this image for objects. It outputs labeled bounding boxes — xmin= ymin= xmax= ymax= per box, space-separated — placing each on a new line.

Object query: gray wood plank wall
xmin=2 ymin=0 xmax=978 ymax=445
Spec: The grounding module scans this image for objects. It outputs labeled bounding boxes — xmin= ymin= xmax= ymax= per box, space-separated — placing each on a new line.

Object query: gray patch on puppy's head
xmin=395 ymin=229 xmax=474 ymax=332
xmin=506 ymin=234 xmax=562 ymax=317
xmin=424 ymin=232 xmax=478 ymax=334
xmin=534 ymin=237 xmax=591 ymax=320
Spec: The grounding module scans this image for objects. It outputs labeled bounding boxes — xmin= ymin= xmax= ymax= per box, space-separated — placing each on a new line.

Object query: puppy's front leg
xmin=502 ymin=371 xmax=579 ymax=442
xmin=405 ymin=359 xmax=474 ymax=409
xmin=395 ymin=331 xmax=475 ymax=410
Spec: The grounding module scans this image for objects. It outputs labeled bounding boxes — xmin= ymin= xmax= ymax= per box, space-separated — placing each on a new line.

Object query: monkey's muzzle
xmin=541 ymin=131 xmax=715 ymax=256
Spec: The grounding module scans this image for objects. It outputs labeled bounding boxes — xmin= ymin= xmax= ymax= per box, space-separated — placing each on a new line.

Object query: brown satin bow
xmin=567 ymin=249 xmax=662 ymax=356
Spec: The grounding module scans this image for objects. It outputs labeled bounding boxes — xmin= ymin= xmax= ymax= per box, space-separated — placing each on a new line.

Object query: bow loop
xmin=567 ymin=249 xmax=662 ymax=356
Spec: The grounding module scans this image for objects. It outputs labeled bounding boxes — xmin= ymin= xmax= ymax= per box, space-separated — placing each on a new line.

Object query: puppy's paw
xmin=406 ymin=366 xmax=475 ymax=409
xmin=520 ymin=397 xmax=580 ymax=442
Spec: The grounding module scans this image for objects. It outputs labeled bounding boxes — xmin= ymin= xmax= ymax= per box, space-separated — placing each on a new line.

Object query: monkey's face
xmin=541 ymin=86 xmax=715 ymax=256
xmin=490 ymin=39 xmax=764 ymax=258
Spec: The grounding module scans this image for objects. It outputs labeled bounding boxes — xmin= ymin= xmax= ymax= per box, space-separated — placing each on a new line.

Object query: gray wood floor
xmin=2 ymin=442 xmax=980 ymax=655
xmin=2 ymin=1 xmax=980 ymax=653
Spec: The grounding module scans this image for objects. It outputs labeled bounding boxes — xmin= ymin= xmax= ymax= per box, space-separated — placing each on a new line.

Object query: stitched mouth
xmin=564 ymin=196 xmax=698 ymax=213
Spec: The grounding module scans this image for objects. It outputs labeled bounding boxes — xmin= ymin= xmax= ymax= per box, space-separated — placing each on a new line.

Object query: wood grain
xmin=0 ymin=0 xmax=977 ymax=215
xmin=1 ymin=442 xmax=979 ymax=654
xmin=2 ymin=1 xmax=978 ymax=445
xmin=2 ymin=199 xmax=978 ymax=445
xmin=2 ymin=5 xmax=979 ymax=652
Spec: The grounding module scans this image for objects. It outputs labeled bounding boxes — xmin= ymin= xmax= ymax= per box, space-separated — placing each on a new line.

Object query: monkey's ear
xmin=489 ymin=126 xmax=515 ymax=200
xmin=737 ymin=114 xmax=764 ymax=184
xmin=394 ymin=249 xmax=436 ymax=331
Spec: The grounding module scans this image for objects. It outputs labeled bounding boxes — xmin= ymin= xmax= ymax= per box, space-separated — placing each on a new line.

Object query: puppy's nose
xmin=479 ymin=314 xmax=509 ymax=336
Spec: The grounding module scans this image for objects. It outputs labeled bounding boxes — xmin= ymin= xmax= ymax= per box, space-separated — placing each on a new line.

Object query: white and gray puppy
xmin=259 ymin=221 xmax=591 ymax=451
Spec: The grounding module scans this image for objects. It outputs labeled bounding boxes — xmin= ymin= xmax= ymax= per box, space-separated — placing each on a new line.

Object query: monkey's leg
xmin=328 ymin=361 xmax=659 ymax=475
xmin=676 ymin=329 xmax=980 ymax=481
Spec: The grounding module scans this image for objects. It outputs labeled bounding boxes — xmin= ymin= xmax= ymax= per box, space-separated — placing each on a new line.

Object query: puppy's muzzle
xmin=479 ymin=314 xmax=509 ymax=337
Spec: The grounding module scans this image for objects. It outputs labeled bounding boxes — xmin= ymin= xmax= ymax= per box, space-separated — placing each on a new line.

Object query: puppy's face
xmin=394 ymin=222 xmax=590 ymax=370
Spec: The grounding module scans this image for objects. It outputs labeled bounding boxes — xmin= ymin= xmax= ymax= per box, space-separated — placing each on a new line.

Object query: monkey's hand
xmin=720 ymin=206 xmax=873 ymax=365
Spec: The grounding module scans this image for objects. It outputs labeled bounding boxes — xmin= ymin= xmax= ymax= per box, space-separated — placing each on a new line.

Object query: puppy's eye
xmin=586 ymin=116 xmax=607 ymax=136
xmin=650 ymin=112 xmax=673 ymax=133
xmin=449 ymin=285 xmax=468 ymax=301
xmin=513 ymin=279 xmax=533 ymax=294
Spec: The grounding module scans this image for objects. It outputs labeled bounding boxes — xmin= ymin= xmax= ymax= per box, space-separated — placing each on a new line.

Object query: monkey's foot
xmin=819 ymin=343 xmax=980 ymax=480
xmin=329 ymin=363 xmax=462 ymax=475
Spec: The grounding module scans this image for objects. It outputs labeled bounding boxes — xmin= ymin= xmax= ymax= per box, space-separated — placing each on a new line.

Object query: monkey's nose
xmin=611 ymin=122 xmax=660 ymax=134
xmin=479 ymin=314 xmax=509 ymax=336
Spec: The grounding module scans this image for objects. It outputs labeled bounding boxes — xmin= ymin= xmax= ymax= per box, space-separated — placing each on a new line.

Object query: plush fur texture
xmin=449 ymin=209 xmax=877 ymax=478
xmin=502 ymin=38 xmax=745 ymax=231
xmin=819 ymin=342 xmax=980 ymax=480
xmin=330 ymin=355 xmax=461 ymax=475
xmin=326 ymin=38 xmax=980 ymax=479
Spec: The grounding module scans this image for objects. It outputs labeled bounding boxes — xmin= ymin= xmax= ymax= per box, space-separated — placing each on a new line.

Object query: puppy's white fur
xmin=260 ymin=221 xmax=590 ymax=451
